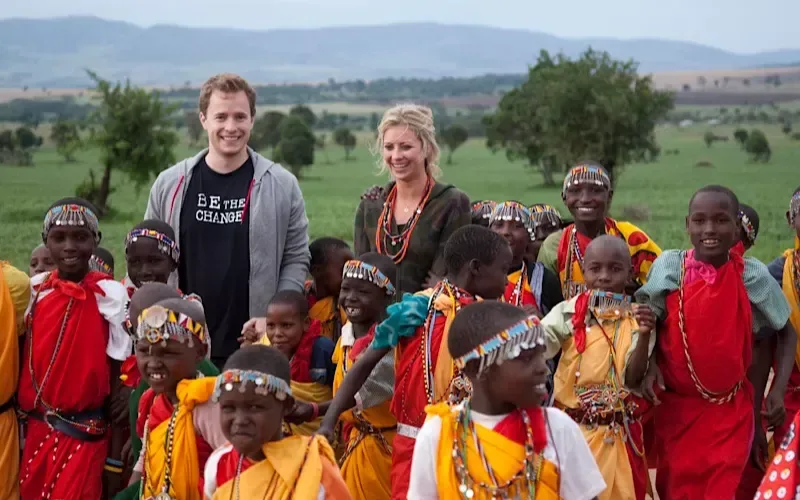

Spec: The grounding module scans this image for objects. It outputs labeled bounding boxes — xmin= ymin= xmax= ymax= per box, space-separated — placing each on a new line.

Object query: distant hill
xmin=1 ymin=16 xmax=800 ymax=88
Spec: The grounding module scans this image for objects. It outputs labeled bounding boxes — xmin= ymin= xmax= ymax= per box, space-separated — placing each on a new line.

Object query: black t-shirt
xmin=179 ymin=157 xmax=254 ymax=359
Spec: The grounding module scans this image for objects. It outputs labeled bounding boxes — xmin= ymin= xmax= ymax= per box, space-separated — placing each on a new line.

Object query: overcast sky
xmin=4 ymin=0 xmax=796 ymax=54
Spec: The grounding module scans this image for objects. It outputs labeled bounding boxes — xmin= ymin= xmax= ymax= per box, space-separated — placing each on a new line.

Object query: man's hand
xmin=239 ymin=317 xmax=266 ymax=346
xmin=763 ymin=389 xmax=787 ymax=430
xmin=750 ymin=424 xmax=769 ymax=473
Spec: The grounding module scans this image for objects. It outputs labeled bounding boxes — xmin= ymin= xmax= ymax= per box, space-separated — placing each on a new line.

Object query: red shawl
xmin=290 ymin=319 xmax=323 ymax=383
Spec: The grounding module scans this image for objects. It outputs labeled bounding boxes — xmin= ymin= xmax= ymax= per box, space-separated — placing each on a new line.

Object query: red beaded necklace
xmin=375 ymin=177 xmax=434 ymax=264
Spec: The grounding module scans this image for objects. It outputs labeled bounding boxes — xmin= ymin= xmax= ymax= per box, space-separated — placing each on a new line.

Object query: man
xmin=145 ymin=73 xmax=310 ymax=367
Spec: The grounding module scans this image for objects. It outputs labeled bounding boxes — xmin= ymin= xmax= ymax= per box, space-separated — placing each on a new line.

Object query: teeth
xmin=150 ymin=373 xmax=165 ymax=380
xmin=702 ymin=239 xmax=719 ymax=244
xmin=578 ymin=207 xmax=594 ymax=212
xmin=346 ymin=307 xmax=361 ymax=316
xmin=535 ymin=383 xmax=546 ymax=390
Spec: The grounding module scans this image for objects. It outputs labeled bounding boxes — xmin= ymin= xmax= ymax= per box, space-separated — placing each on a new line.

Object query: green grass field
xmin=1 ymin=124 xmax=799 ymax=276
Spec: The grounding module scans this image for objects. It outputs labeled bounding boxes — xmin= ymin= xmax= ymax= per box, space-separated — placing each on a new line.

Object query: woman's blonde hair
xmin=373 ymin=103 xmax=442 ymax=179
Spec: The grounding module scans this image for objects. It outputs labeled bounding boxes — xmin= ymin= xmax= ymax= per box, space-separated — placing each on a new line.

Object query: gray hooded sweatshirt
xmin=144 ymin=147 xmax=310 ymax=318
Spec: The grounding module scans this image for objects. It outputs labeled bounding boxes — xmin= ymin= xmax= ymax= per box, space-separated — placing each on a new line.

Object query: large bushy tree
xmin=273 ymin=116 xmax=316 ymax=178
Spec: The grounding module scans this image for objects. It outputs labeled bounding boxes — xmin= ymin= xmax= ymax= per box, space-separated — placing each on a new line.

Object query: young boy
xmin=636 ymin=185 xmax=791 ymax=499
xmin=29 ymin=243 xmax=55 ymax=277
xmin=0 ymin=261 xmax=30 ymax=499
xmin=91 ymin=246 xmax=115 ymax=277
xmin=308 ymin=237 xmax=354 ymax=342
xmin=408 ymin=301 xmax=607 ymax=499
xmin=538 ymin=162 xmax=661 ymax=299
xmin=243 ymin=290 xmax=336 ymax=436
xmin=128 ymin=291 xmax=227 ymax=499
xmin=19 ymin=198 xmax=131 ymax=499
xmin=203 ymin=345 xmax=352 ymax=499
xmin=123 ymin=219 xmax=181 ymax=296
xmin=318 ymin=225 xmax=512 ymax=500
xmin=471 ymin=200 xmax=496 ymax=227
xmin=333 ymin=252 xmax=397 ymax=499
xmin=542 ymin=235 xmax=656 ymax=500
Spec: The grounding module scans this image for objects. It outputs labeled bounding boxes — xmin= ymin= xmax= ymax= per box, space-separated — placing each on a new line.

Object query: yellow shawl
xmin=782 ymin=242 xmax=800 ymax=370
xmin=142 ymin=377 xmax=216 ymax=500
xmin=310 ymin=296 xmax=347 ymax=341
xmin=289 ymin=381 xmax=333 ymax=436
xmin=428 ymin=403 xmax=560 ymax=499
xmin=212 ymin=435 xmax=352 ymax=500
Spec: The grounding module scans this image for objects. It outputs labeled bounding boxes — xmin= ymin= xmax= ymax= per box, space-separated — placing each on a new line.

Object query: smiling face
xmin=45 ymin=226 xmax=96 ymax=282
xmin=686 ymin=191 xmax=739 ymax=266
xmin=200 ymin=90 xmax=254 ymax=158
xmin=564 ymin=184 xmax=611 ymax=225
xmin=339 ymin=278 xmax=387 ymax=326
xmin=219 ymin=384 xmax=289 ymax=460
xmin=470 ymin=244 xmax=513 ymax=300
xmin=583 ymin=241 xmax=631 ymax=294
xmin=265 ymin=303 xmax=308 ymax=360
xmin=29 ymin=245 xmax=55 ymax=277
xmin=490 ymin=220 xmax=530 ymax=267
xmin=382 ymin=125 xmax=427 ymax=183
xmin=126 ymin=238 xmax=175 ymax=288
xmin=135 ymin=337 xmax=204 ymax=397
xmin=480 ymin=345 xmax=550 ymax=409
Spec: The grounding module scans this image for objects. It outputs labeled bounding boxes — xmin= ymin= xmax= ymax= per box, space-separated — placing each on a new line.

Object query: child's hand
xmin=285 ymin=402 xmax=314 ymax=424
xmin=316 ymin=423 xmax=336 ymax=445
xmin=763 ymin=389 xmax=787 ymax=429
xmin=641 ymin=361 xmax=665 ymax=405
xmin=633 ymin=304 xmax=656 ymax=335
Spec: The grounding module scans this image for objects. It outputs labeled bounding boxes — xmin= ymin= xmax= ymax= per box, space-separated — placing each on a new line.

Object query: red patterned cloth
xmin=755 ymin=410 xmax=800 ymax=499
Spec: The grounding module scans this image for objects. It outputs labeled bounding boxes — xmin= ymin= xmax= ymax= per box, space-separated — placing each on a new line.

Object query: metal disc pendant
xmin=459 ymin=484 xmax=467 ymax=493
xmin=466 ymin=488 xmax=475 ymax=498
xmin=155 ymin=493 xmax=175 ymax=500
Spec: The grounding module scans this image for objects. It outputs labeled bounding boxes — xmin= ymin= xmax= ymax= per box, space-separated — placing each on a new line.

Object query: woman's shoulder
xmin=431 ymin=182 xmax=470 ymax=205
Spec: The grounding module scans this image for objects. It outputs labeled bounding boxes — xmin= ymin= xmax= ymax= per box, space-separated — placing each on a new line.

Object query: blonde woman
xmin=354 ymin=104 xmax=471 ymax=296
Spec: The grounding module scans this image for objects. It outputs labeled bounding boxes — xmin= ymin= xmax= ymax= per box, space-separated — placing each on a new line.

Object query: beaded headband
xmin=471 ymin=200 xmax=497 ymax=221
xmin=135 ymin=303 xmax=209 ymax=347
xmin=588 ymin=290 xmax=633 ymax=314
xmin=489 ymin=201 xmax=534 ymax=241
xmin=530 ymin=204 xmax=563 ymax=229
xmin=212 ymin=369 xmax=292 ymax=402
xmin=562 ymin=164 xmax=611 ymax=196
xmin=125 ymin=228 xmax=180 ymax=264
xmin=790 ymin=193 xmax=800 ymax=224
xmin=89 ymin=255 xmax=113 ymax=277
xmin=739 ymin=211 xmax=757 ymax=246
xmin=43 ymin=204 xmax=100 ymax=242
xmin=342 ymin=260 xmax=396 ymax=296
xmin=454 ymin=316 xmax=545 ymax=376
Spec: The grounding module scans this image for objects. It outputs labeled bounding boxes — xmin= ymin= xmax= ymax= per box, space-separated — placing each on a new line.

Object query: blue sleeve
xmin=371 ymin=293 xmax=430 ymax=349
xmin=767 ymin=256 xmax=786 ymax=284
xmin=310 ymin=337 xmax=336 ymax=387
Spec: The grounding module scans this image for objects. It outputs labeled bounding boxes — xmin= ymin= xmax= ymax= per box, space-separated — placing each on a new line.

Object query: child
xmin=318 ymin=225 xmax=513 ymax=500
xmin=19 ymin=198 xmax=131 ymax=499
xmin=29 ymin=243 xmax=55 ymax=277
xmin=91 ymin=246 xmax=115 ymax=277
xmin=308 ymin=237 xmax=354 ymax=342
xmin=542 ymin=235 xmax=656 ymax=500
xmin=408 ymin=301 xmax=607 ymax=499
xmin=203 ymin=345 xmax=352 ymax=499
xmin=128 ymin=291 xmax=227 ymax=499
xmin=334 ymin=252 xmax=398 ymax=499
xmin=244 ymin=290 xmax=336 ymax=436
xmin=528 ymin=203 xmax=566 ymax=262
xmin=739 ymin=203 xmax=760 ymax=251
xmin=123 ymin=219 xmax=180 ymax=297
xmin=471 ymin=200 xmax=496 ymax=227
xmin=538 ymin=162 xmax=661 ymax=299
xmin=636 ymin=185 xmax=791 ymax=499
xmin=0 ymin=261 xmax=30 ymax=499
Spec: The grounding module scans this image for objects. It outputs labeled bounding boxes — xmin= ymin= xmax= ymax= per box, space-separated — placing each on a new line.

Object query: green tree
xmin=783 ymin=121 xmax=792 ymax=135
xmin=289 ymin=104 xmax=317 ymax=128
xmin=273 ymin=116 xmax=315 ymax=178
xmin=0 ymin=130 xmax=14 ymax=152
xmin=441 ymin=124 xmax=469 ymax=164
xmin=369 ymin=112 xmax=380 ymax=131
xmin=185 ymin=110 xmax=204 ymax=146
xmin=484 ymin=49 xmax=674 ymax=186
xmin=733 ymin=128 xmax=749 ymax=148
xmin=316 ymin=133 xmax=331 ymax=164
xmin=82 ymin=70 xmax=178 ymax=214
xmin=333 ymin=127 xmax=357 ymax=161
xmin=50 ymin=119 xmax=83 ymax=162
xmin=703 ymin=130 xmax=716 ymax=148
xmin=250 ymin=111 xmax=286 ymax=155
xmin=745 ymin=129 xmax=771 ymax=163
xmin=15 ymin=126 xmax=42 ymax=150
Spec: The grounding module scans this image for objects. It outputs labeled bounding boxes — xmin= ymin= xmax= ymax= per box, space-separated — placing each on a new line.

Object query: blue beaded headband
xmin=342 ymin=260 xmax=396 ymax=296
xmin=43 ymin=204 xmax=100 ymax=243
xmin=125 ymin=228 xmax=180 ymax=264
xmin=562 ymin=164 xmax=611 ymax=196
xmin=489 ymin=201 xmax=534 ymax=241
xmin=89 ymin=255 xmax=113 ymax=277
xmin=530 ymin=203 xmax=563 ymax=229
xmin=454 ymin=316 xmax=544 ymax=376
xmin=212 ymin=369 xmax=292 ymax=402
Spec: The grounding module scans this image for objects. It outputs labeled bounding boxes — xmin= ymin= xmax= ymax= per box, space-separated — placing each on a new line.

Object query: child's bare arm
xmin=764 ymin=322 xmax=796 ymax=427
xmin=625 ymin=305 xmax=656 ymax=389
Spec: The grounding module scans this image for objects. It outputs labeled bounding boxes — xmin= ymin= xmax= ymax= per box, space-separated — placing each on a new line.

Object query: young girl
xmin=0 ymin=261 xmax=30 ymax=499
xmin=29 ymin=243 xmax=55 ymax=277
xmin=91 ymin=246 xmax=115 ymax=277
xmin=318 ymin=225 xmax=513 ymax=500
xmin=19 ymin=198 xmax=131 ymax=499
xmin=542 ymin=235 xmax=656 ymax=500
xmin=334 ymin=252 xmax=398 ymax=499
xmin=739 ymin=203 xmax=759 ymax=252
xmin=129 ymin=291 xmax=227 ymax=499
xmin=471 ymin=200 xmax=496 ymax=227
xmin=636 ymin=185 xmax=791 ymax=499
xmin=308 ymin=237 xmax=354 ymax=342
xmin=203 ymin=345 xmax=352 ymax=499
xmin=538 ymin=162 xmax=661 ymax=299
xmin=408 ymin=301 xmax=607 ymax=499
xmin=528 ymin=203 xmax=566 ymax=262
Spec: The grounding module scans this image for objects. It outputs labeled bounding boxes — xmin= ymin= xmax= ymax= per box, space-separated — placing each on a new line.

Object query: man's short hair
xmin=199 ymin=73 xmax=257 ymax=118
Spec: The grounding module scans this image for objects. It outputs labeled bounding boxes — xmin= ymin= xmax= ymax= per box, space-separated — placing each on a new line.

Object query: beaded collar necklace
xmin=375 ymin=177 xmax=434 ymax=264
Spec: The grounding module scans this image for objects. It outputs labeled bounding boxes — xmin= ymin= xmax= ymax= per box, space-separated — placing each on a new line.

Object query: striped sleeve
xmin=744 ymin=257 xmax=790 ymax=332
xmin=634 ymin=250 xmax=683 ymax=319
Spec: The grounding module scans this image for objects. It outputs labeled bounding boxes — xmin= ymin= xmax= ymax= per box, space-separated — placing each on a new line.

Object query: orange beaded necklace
xmin=375 ymin=176 xmax=434 ymax=264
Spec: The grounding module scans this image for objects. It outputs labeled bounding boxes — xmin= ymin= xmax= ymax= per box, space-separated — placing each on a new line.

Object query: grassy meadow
xmin=1 ymin=123 xmax=799 ymax=276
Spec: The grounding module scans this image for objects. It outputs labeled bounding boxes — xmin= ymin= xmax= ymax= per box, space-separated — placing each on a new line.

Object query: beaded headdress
xmin=471 ymin=200 xmax=496 ymax=222
xmin=342 ymin=260 xmax=396 ymax=296
xmin=790 ymin=192 xmax=800 ymax=224
xmin=42 ymin=204 xmax=100 ymax=243
xmin=489 ymin=201 xmax=534 ymax=241
xmin=530 ymin=204 xmax=563 ymax=229
xmin=739 ymin=211 xmax=757 ymax=246
xmin=454 ymin=316 xmax=545 ymax=376
xmin=562 ymin=163 xmax=611 ymax=196
xmin=125 ymin=228 xmax=180 ymax=264
xmin=89 ymin=255 xmax=113 ymax=277
xmin=212 ymin=369 xmax=292 ymax=402
xmin=135 ymin=302 xmax=209 ymax=348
